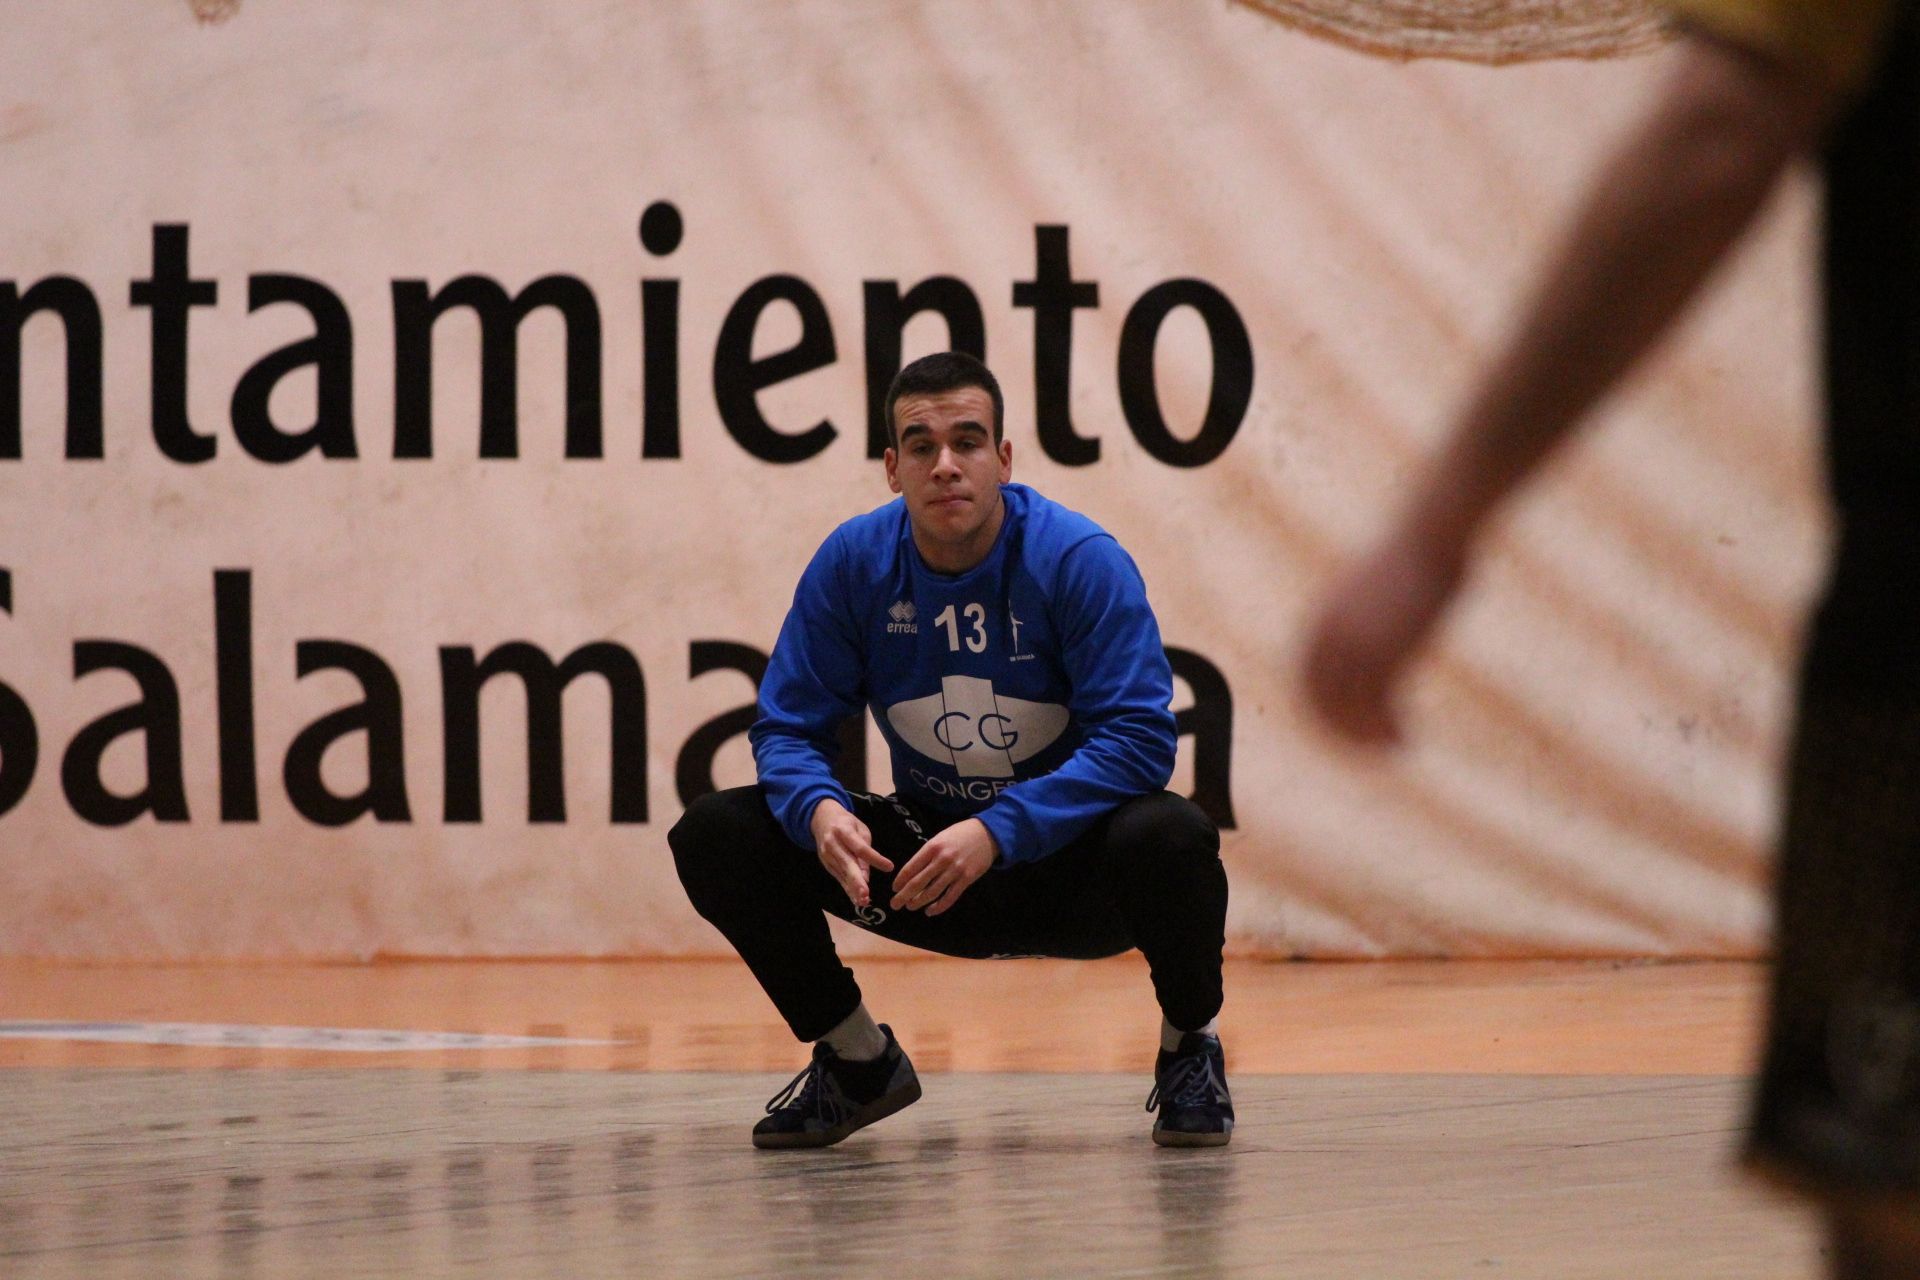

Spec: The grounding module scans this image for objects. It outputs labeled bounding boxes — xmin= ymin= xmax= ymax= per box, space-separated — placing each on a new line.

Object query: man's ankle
xmin=821 ymin=1002 xmax=889 ymax=1061
xmin=1161 ymin=1015 xmax=1220 ymax=1053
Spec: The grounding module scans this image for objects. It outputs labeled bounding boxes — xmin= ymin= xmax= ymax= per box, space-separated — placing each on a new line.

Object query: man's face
xmin=884 ymin=385 xmax=1014 ymax=571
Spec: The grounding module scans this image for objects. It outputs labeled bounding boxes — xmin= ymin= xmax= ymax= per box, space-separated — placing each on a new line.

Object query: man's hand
xmin=810 ymin=798 xmax=894 ymax=910
xmin=1302 ymin=526 xmax=1468 ymax=747
xmin=890 ymin=819 xmax=997 ymax=917
xmin=1300 ymin=37 xmax=1833 ymax=753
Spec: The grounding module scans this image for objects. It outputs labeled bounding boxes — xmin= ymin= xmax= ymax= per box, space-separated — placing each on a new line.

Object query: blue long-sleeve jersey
xmin=749 ymin=483 xmax=1177 ymax=866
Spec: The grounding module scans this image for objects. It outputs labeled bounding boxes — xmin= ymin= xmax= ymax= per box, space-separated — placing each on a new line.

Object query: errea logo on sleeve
xmin=886 ymin=600 xmax=918 ymax=634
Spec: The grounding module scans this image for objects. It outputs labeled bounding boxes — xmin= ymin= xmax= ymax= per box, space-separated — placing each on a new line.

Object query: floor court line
xmin=0 ymin=956 xmax=1765 ymax=1074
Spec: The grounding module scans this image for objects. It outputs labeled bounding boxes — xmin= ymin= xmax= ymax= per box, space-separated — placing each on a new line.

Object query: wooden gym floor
xmin=0 ymin=957 xmax=1824 ymax=1278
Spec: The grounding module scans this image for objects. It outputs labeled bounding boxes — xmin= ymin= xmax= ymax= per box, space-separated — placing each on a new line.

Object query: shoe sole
xmin=1152 ymin=1123 xmax=1233 ymax=1149
xmin=753 ymin=1077 xmax=924 ymax=1150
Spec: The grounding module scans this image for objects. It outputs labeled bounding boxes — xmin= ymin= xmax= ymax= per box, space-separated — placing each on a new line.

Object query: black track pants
xmin=670 ymin=786 xmax=1227 ymax=1043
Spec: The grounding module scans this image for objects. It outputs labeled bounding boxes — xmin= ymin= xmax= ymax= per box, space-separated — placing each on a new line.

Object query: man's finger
xmin=904 ymin=874 xmax=947 ymax=911
xmin=1347 ymin=684 xmax=1404 ymax=746
xmin=852 ymin=844 xmax=894 ymax=874
xmin=924 ymin=876 xmax=968 ymax=917
xmin=1303 ymin=609 xmax=1403 ymax=747
xmin=889 ymin=849 xmax=932 ymax=900
xmin=1310 ymin=671 xmax=1396 ymax=746
xmin=891 ymin=865 xmax=937 ymax=910
xmin=825 ymin=847 xmax=870 ymax=907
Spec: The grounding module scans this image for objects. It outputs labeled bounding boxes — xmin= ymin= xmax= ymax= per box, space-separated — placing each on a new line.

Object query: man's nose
xmin=932 ymin=448 xmax=962 ymax=476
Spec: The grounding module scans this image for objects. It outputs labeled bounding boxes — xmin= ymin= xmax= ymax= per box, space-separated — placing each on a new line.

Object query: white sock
xmin=821 ymin=1003 xmax=888 ymax=1062
xmin=1161 ymin=1015 xmax=1219 ymax=1052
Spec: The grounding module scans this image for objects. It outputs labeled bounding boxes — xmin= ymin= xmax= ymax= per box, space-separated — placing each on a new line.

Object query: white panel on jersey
xmin=887 ymin=676 xmax=1070 ymax=778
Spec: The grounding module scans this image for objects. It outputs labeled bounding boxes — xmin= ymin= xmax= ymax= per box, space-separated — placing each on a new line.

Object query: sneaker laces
xmin=1145 ymin=1052 xmax=1221 ymax=1113
xmin=765 ymin=1056 xmax=850 ymax=1126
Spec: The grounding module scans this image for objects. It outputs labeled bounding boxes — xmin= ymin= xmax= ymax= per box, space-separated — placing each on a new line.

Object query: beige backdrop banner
xmin=0 ymin=1 xmax=1822 ymax=959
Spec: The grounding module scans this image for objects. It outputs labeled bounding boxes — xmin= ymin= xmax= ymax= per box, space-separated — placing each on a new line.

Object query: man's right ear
xmin=883 ymin=448 xmax=903 ymax=494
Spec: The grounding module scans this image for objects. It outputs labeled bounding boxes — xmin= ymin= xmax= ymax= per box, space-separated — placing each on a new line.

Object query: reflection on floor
xmin=1 ymin=1069 xmax=1814 ymax=1280
xmin=0 ymin=958 xmax=1816 ymax=1277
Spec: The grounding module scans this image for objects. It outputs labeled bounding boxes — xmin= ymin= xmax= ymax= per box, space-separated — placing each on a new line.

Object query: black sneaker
xmin=1146 ymin=1031 xmax=1234 ymax=1147
xmin=752 ymin=1024 xmax=922 ymax=1149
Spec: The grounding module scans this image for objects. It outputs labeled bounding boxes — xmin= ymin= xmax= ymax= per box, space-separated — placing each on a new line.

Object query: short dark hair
xmin=883 ymin=351 xmax=1003 ymax=448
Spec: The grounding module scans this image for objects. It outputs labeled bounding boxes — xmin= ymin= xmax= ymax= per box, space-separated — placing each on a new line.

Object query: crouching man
xmin=671 ymin=351 xmax=1231 ymax=1149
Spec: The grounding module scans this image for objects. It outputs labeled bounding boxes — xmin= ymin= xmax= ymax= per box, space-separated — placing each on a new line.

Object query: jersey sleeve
xmin=748 ymin=531 xmax=864 ymax=850
xmin=975 ymin=535 xmax=1177 ymax=864
xmin=1665 ymin=0 xmax=1893 ymax=87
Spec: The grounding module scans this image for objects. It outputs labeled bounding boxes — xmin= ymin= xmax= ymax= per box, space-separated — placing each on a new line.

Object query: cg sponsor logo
xmin=887 ymin=675 xmax=1068 ymax=779
xmin=936 ymin=710 xmax=1017 ymax=752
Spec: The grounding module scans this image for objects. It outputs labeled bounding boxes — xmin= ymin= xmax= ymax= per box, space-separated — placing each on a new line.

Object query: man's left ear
xmin=998 ymin=438 xmax=1013 ymax=481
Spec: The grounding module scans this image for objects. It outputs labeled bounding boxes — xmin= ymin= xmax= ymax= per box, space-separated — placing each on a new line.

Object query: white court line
xmin=0 ymin=1021 xmax=623 ymax=1052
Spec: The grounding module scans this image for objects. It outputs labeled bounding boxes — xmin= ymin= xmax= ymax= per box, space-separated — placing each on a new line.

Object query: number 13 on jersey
xmin=934 ymin=603 xmax=988 ymax=653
